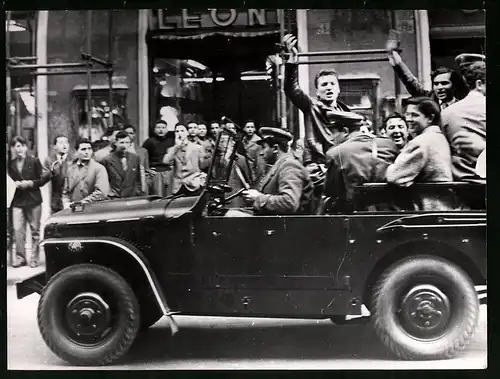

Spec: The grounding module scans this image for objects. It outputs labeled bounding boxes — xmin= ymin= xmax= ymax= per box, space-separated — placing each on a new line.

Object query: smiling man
xmin=383 ymin=113 xmax=409 ymax=151
xmin=386 ymin=31 xmax=467 ymax=110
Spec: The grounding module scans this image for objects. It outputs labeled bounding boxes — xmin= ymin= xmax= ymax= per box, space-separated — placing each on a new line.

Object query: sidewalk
xmin=6 ymin=264 xmax=45 ymax=286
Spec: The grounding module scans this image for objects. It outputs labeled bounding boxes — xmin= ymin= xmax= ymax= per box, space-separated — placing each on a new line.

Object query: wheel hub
xmin=66 ymin=292 xmax=111 ymax=338
xmin=399 ymin=284 xmax=451 ymax=339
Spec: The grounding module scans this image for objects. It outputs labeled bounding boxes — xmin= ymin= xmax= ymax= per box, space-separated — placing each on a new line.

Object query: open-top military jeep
xmin=17 ymin=128 xmax=486 ymax=366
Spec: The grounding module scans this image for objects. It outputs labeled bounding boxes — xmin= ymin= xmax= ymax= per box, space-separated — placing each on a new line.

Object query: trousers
xmin=12 ymin=205 xmax=41 ymax=263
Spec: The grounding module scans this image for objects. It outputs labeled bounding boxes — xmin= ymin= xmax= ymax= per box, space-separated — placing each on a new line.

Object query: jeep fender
xmin=40 ymin=237 xmax=179 ymax=334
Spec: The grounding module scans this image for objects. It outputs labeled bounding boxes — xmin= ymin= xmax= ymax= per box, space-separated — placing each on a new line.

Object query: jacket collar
xmin=256 ymin=152 xmax=294 ymax=191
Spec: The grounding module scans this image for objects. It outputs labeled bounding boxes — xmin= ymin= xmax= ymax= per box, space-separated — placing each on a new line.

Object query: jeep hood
xmin=44 ymin=195 xmax=201 ymax=227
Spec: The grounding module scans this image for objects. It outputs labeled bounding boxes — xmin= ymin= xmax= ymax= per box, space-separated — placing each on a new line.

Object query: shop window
xmin=7 ymin=11 xmax=37 ymax=151
xmin=152 ymin=57 xmax=276 ymax=132
xmin=338 ymin=75 xmax=381 ymax=129
xmin=71 ymin=84 xmax=128 ymax=143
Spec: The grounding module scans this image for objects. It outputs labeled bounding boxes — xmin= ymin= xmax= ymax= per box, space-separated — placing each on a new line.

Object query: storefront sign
xmin=156 ymin=9 xmax=278 ymax=30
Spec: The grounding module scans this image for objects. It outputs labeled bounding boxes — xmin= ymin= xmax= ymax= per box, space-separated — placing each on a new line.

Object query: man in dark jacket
xmin=142 ymin=120 xmax=175 ymax=195
xmin=102 ymin=131 xmax=144 ymax=198
xmin=282 ymin=34 xmax=352 ymax=167
xmin=386 ymin=30 xmax=467 ymax=110
xmin=8 ymin=136 xmax=47 ymax=267
xmin=41 ymin=135 xmax=70 ymax=214
xmin=323 ymin=112 xmax=399 ymax=214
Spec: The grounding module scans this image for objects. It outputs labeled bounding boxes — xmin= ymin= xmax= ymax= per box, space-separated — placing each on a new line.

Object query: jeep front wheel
xmin=38 ymin=264 xmax=140 ymax=366
xmin=371 ymin=255 xmax=479 ymax=360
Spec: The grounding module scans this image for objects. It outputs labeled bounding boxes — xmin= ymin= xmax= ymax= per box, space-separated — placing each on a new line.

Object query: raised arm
xmin=282 ymin=34 xmax=313 ymax=112
xmin=386 ymin=30 xmax=431 ymax=98
xmin=388 ymin=51 xmax=431 ymax=98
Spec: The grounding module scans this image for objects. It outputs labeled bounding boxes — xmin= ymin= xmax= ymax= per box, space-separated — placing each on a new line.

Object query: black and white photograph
xmin=6 ymin=8 xmax=487 ymax=370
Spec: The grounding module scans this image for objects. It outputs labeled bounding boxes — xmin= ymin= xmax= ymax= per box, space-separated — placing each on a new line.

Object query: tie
xmin=121 ymin=156 xmax=128 ymax=172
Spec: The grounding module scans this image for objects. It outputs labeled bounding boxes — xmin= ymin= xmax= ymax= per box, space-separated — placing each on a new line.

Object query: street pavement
xmin=7 ymin=285 xmax=487 ymax=370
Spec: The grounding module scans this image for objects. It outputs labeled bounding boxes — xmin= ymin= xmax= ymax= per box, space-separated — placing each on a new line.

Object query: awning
xmin=72 ymin=84 xmax=129 ymax=92
xmin=149 ymin=29 xmax=280 ymax=40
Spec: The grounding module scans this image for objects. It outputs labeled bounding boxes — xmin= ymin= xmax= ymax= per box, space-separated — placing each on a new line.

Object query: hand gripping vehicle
xmin=17 ymin=126 xmax=486 ymax=366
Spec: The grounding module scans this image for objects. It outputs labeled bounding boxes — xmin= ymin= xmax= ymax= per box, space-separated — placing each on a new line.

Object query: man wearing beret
xmin=441 ymin=54 xmax=486 ymax=184
xmin=241 ymin=127 xmax=313 ymax=215
xmin=323 ymin=111 xmax=399 ymax=213
xmin=282 ymin=34 xmax=352 ymax=170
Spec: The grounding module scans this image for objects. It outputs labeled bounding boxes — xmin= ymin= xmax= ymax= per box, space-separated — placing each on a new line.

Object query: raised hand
xmin=386 ymin=29 xmax=400 ymax=52
xmin=283 ymin=34 xmax=299 ymax=63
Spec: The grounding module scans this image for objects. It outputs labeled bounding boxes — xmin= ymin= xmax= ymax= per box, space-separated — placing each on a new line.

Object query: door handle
xmin=212 ymin=231 xmax=221 ymax=237
xmin=265 ymin=230 xmax=276 ymax=236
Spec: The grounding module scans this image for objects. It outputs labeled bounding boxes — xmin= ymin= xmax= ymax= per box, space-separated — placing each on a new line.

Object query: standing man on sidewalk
xmin=63 ymin=138 xmax=110 ymax=207
xmin=124 ymin=124 xmax=150 ymax=194
xmin=41 ymin=135 xmax=71 ymax=214
xmin=8 ymin=136 xmax=46 ymax=268
xmin=102 ymin=131 xmax=144 ymax=199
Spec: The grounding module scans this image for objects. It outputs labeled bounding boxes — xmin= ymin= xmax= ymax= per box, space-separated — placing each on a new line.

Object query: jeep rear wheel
xmin=38 ymin=264 xmax=140 ymax=366
xmin=371 ymin=256 xmax=479 ymax=360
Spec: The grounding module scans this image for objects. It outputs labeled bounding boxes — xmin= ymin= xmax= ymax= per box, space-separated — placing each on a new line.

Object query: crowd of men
xmin=7 ymin=32 xmax=486 ymax=268
xmin=7 ymin=117 xmax=263 ymax=267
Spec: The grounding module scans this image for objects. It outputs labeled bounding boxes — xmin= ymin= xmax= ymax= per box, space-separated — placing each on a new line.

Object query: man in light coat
xmin=241 ymin=127 xmax=313 ymax=215
xmin=63 ymin=138 xmax=110 ymax=207
xmin=386 ymin=97 xmax=454 ymax=211
xmin=441 ymin=54 xmax=486 ymax=184
xmin=162 ymin=124 xmax=210 ymax=196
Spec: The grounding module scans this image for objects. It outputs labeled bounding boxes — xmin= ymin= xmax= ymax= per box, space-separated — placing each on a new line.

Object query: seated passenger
xmin=476 ymin=148 xmax=486 ymax=179
xmin=323 ymin=111 xmax=399 ymax=213
xmin=227 ymin=148 xmax=268 ymax=208
xmin=441 ymin=54 xmax=486 ymax=184
xmin=235 ymin=127 xmax=313 ymax=215
xmin=384 ymin=112 xmax=409 ymax=151
xmin=386 ymin=97 xmax=454 ymax=210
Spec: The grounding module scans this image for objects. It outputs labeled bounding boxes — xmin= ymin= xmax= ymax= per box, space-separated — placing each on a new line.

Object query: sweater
xmin=142 ymin=133 xmax=175 ymax=171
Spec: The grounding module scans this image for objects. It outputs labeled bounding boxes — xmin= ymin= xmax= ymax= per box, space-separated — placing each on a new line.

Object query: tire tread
xmin=37 ymin=264 xmax=140 ymax=366
xmin=371 ymin=256 xmax=479 ymax=360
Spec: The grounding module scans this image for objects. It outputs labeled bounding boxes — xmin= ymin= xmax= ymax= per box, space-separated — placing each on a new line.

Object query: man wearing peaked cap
xmin=322 ymin=110 xmax=399 ymax=214
xmin=455 ymin=53 xmax=485 ymax=71
xmin=441 ymin=52 xmax=486 ymax=185
xmin=257 ymin=127 xmax=294 ymax=143
xmin=237 ymin=126 xmax=313 ymax=215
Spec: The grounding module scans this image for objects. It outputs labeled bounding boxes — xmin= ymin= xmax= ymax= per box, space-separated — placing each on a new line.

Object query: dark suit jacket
xmin=392 ymin=58 xmax=465 ymax=109
xmin=441 ymin=91 xmax=486 ymax=183
xmin=285 ymin=62 xmax=351 ymax=166
xmin=8 ymin=155 xmax=45 ymax=208
xmin=253 ymin=153 xmax=313 ymax=215
xmin=42 ymin=153 xmax=70 ymax=212
xmin=324 ymin=132 xmax=398 ymax=213
xmin=102 ymin=151 xmax=143 ymax=198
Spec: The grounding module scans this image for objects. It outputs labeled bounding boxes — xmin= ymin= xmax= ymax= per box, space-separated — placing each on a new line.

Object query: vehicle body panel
xmin=25 ymin=129 xmax=486 ymax=320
